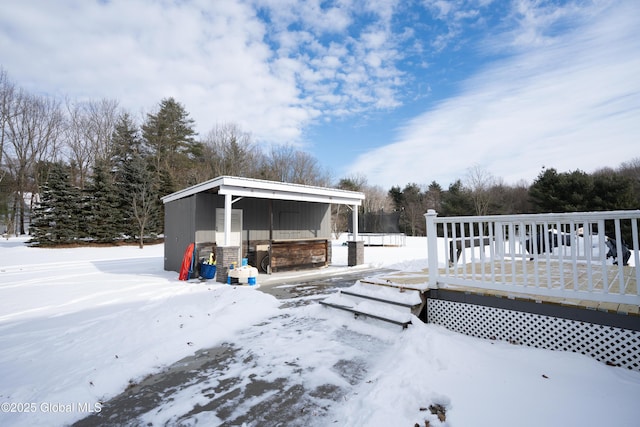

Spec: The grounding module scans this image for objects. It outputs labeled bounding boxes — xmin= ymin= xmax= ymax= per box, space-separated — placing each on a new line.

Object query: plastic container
xmin=241 ymin=258 xmax=248 ymax=266
xmin=248 ymin=276 xmax=256 ymax=285
xmin=200 ymin=263 xmax=216 ymax=279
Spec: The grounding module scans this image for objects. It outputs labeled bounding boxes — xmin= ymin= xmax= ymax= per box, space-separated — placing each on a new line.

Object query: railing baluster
xmin=614 ymin=219 xmax=624 ymax=295
xmin=520 ymin=221 xmax=528 ymax=289
xmin=499 ymin=222 xmax=508 ymax=285
xmin=450 ymin=222 xmax=458 ymax=274
xmin=556 ymin=221 xmax=564 ymax=288
xmin=460 ymin=221 xmax=467 ymax=276
xmin=426 ymin=210 xmax=639 ymax=305
xmin=443 ymin=221 xmax=450 ymax=276
xmin=598 ymin=219 xmax=608 ymax=294
xmin=632 ymin=218 xmax=639 ymax=297
xmin=469 ymin=220 xmax=476 ymax=278
xmin=569 ymin=221 xmax=584 ymax=291
xmin=585 ymin=221 xmax=594 ymax=293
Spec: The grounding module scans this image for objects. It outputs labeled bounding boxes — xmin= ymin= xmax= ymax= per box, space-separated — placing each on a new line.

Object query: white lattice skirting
xmin=427 ymin=299 xmax=640 ymax=371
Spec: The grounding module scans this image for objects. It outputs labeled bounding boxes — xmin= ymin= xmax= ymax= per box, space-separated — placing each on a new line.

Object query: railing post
xmin=425 ymin=209 xmax=439 ymax=288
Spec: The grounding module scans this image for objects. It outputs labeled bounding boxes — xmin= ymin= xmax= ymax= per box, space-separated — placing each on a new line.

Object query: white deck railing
xmin=425 ymin=210 xmax=640 ymax=305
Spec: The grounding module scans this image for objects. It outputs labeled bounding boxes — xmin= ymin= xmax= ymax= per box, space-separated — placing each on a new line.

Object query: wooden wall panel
xmin=271 ymin=239 xmax=329 ymax=272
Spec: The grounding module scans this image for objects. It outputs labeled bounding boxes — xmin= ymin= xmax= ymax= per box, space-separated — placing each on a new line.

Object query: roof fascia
xmin=160 ymin=176 xmax=224 ymax=204
xmin=218 ymin=185 xmax=363 ymax=206
xmin=161 ymin=175 xmax=364 ymax=206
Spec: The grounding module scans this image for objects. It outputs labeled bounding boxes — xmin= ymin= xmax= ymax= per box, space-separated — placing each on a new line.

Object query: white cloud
xmin=0 ymin=0 xmax=410 ymax=148
xmin=256 ymin=0 xmax=405 ymax=121
xmin=348 ymin=0 xmax=640 ymax=188
xmin=4 ymin=0 xmax=633 ymax=187
xmin=1 ymin=0 xmax=307 ymax=141
xmin=420 ymin=0 xmax=488 ymax=51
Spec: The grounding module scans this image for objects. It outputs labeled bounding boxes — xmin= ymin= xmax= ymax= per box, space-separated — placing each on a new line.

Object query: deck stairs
xmin=319 ymin=278 xmax=428 ymax=329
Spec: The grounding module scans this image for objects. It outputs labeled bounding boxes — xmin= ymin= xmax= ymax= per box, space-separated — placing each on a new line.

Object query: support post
xmin=216 ymin=245 xmax=240 ymax=283
xmin=348 ymin=240 xmax=364 ymax=266
xmin=348 ymin=204 xmax=363 ymax=266
xmin=425 ymin=209 xmax=438 ymax=288
xmin=351 ymin=204 xmax=359 ymax=241
xmin=224 ymin=193 xmax=232 ymax=246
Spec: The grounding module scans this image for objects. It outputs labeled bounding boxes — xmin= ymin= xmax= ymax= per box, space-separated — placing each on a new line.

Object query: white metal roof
xmin=160 ymin=175 xmax=365 ymax=206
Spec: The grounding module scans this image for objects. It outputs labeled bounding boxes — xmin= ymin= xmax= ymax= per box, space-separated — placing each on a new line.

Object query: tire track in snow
xmin=73 ymin=271 xmax=398 ymax=427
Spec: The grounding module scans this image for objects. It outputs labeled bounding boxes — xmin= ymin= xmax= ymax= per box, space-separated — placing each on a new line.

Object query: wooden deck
xmin=419 ymin=209 xmax=640 ymax=316
xmin=377 ymin=262 xmax=639 ymax=316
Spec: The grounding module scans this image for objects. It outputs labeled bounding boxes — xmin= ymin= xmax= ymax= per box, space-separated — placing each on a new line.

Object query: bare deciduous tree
xmin=63 ymin=98 xmax=120 ymax=188
xmin=465 ymin=164 xmax=496 ymax=217
xmin=201 ymin=122 xmax=256 ymax=180
xmin=362 ymin=185 xmax=392 ymax=213
xmin=64 ymin=100 xmax=94 ymax=188
xmin=4 ymin=90 xmax=63 ymax=234
xmin=262 ymin=144 xmax=331 ymax=186
xmin=131 ymin=179 xmax=157 ymax=249
xmin=0 ymin=68 xmax=15 ymax=184
xmin=84 ymin=98 xmax=120 ymax=163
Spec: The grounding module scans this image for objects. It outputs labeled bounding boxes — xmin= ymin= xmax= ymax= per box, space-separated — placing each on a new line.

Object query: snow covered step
xmin=339 ymin=289 xmax=418 ymax=309
xmin=357 ymin=278 xmax=429 ymax=293
xmin=319 ymin=277 xmax=429 ymax=328
xmin=320 ymin=286 xmax=420 ymax=329
xmin=319 ymin=295 xmax=413 ymax=329
xmin=346 ymin=280 xmax=425 ymax=314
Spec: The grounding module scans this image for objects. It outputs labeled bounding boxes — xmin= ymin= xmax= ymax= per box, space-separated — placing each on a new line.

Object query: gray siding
xmin=234 ymin=198 xmax=271 ymax=242
xmin=164 ymin=193 xmax=332 ymax=273
xmin=164 ymin=196 xmax=196 ymax=272
xmin=209 ymin=196 xmax=330 ymax=241
xmin=232 ymin=198 xmax=330 ymax=241
xmin=194 ymin=193 xmax=217 ymax=243
xmin=271 ymin=200 xmax=330 ymax=240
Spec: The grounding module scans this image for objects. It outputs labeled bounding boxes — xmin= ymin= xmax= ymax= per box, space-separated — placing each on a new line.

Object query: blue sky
xmin=1 ymin=0 xmax=638 ymax=189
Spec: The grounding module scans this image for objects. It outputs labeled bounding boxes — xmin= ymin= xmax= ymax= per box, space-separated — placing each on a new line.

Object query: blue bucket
xmin=200 ymin=263 xmax=216 ymax=279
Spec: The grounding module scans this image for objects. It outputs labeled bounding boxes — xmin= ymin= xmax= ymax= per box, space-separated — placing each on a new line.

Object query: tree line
xmin=2 ymin=67 xmax=638 ymax=245
xmin=337 ymin=162 xmax=640 ymax=237
xmin=0 ymin=69 xmax=330 ymax=245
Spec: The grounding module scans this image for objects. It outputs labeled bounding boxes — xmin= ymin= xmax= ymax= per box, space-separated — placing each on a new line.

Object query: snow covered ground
xmin=1 ymin=236 xmax=639 ymax=426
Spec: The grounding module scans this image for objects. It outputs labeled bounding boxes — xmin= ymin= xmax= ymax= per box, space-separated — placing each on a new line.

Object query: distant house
xmin=161 ymin=176 xmax=365 ymax=281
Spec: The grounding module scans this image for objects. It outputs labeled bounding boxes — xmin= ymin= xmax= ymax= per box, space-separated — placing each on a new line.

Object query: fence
xmin=348 ymin=233 xmax=406 ymax=247
xmin=425 ymin=210 xmax=640 ymax=305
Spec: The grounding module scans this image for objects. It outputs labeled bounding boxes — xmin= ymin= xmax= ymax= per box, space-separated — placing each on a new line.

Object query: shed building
xmin=161 ymin=176 xmax=366 ymax=282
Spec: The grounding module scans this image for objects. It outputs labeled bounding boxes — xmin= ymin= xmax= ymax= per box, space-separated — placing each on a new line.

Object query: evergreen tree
xmin=440 ymin=180 xmax=474 ymax=217
xmin=388 ymin=186 xmax=403 ymax=211
xmin=618 ymin=158 xmax=640 ymax=207
xmin=401 ymin=183 xmax=427 ymax=236
xmin=30 ymin=163 xmax=82 ymax=245
xmin=111 ymin=113 xmax=144 ymax=239
xmin=591 ymin=171 xmax=635 ymax=211
xmin=111 ymin=112 xmax=144 ymax=169
xmin=387 ymin=183 xmax=428 ymax=235
xmin=84 ymin=160 xmax=122 ymax=242
xmin=142 ymin=97 xmax=201 ymax=193
xmin=120 ymin=152 xmax=160 ymax=248
xmin=425 ymin=181 xmax=443 ymax=211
